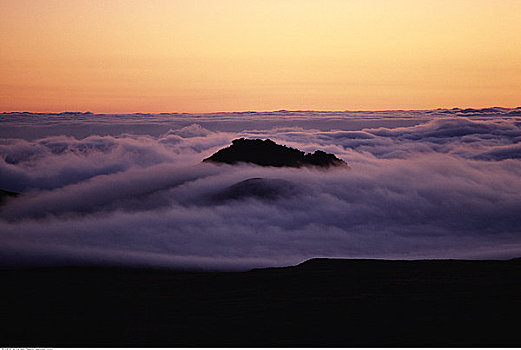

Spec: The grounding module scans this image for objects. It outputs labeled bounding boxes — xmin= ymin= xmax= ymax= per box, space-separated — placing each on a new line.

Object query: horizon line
xmin=2 ymin=106 xmax=520 ymax=115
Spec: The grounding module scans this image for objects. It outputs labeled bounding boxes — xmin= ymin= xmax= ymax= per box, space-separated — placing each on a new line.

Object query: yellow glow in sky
xmin=1 ymin=0 xmax=520 ymax=113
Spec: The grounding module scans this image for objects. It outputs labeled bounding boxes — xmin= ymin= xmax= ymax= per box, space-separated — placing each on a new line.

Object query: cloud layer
xmin=1 ymin=109 xmax=521 ymax=269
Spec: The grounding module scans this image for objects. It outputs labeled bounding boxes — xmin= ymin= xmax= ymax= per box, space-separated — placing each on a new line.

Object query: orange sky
xmin=1 ymin=0 xmax=520 ymax=113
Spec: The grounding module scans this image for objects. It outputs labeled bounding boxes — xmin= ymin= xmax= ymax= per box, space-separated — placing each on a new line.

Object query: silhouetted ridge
xmin=203 ymin=138 xmax=348 ymax=168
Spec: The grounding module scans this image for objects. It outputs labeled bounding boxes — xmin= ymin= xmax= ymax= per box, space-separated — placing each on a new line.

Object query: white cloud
xmin=1 ymin=109 xmax=521 ymax=269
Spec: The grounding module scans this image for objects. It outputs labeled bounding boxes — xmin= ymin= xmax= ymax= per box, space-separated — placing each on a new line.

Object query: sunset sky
xmin=1 ymin=0 xmax=520 ymax=113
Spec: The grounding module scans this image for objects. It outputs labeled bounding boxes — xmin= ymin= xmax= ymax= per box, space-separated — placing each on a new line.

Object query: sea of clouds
xmin=1 ymin=108 xmax=521 ymax=270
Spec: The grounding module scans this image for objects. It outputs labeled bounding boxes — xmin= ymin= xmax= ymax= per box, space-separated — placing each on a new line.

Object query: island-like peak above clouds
xmin=203 ymin=138 xmax=348 ymax=168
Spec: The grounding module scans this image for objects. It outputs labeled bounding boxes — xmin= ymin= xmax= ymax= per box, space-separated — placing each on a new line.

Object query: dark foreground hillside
xmin=2 ymin=258 xmax=521 ymax=347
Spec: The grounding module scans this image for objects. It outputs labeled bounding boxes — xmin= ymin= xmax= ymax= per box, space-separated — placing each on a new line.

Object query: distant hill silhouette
xmin=0 ymin=189 xmax=19 ymax=204
xmin=203 ymin=138 xmax=348 ymax=168
xmin=210 ymin=177 xmax=298 ymax=203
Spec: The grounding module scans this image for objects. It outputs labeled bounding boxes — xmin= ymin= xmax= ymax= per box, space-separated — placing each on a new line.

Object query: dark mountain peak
xmin=203 ymin=138 xmax=348 ymax=168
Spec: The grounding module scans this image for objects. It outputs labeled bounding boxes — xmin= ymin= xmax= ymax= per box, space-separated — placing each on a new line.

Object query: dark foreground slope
xmin=2 ymin=258 xmax=521 ymax=347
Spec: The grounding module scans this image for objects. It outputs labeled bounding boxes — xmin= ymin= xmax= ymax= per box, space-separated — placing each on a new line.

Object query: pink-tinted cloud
xmin=1 ymin=108 xmax=521 ymax=269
